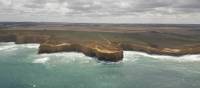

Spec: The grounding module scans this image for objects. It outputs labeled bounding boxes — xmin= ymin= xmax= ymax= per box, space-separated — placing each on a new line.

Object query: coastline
xmin=1 ymin=42 xmax=200 ymax=63
xmin=0 ymin=33 xmax=199 ymax=62
xmin=0 ymin=23 xmax=200 ymax=62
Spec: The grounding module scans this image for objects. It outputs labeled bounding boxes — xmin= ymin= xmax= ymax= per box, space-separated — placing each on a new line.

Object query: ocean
xmin=0 ymin=42 xmax=200 ymax=88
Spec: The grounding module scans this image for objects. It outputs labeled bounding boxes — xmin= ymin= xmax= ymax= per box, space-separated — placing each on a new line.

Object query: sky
xmin=0 ymin=0 xmax=200 ymax=24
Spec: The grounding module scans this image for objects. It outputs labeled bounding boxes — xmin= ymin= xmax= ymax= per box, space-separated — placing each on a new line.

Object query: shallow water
xmin=0 ymin=42 xmax=200 ymax=88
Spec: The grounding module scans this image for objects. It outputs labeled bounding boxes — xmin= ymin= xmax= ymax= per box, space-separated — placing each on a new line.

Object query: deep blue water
xmin=0 ymin=42 xmax=200 ymax=88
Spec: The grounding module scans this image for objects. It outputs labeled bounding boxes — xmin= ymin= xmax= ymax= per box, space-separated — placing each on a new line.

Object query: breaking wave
xmin=0 ymin=42 xmax=39 ymax=50
xmin=0 ymin=42 xmax=16 ymax=51
xmin=34 ymin=52 xmax=95 ymax=64
xmin=33 ymin=57 xmax=50 ymax=64
xmin=1 ymin=42 xmax=200 ymax=63
xmin=0 ymin=42 xmax=39 ymax=52
xmin=124 ymin=51 xmax=200 ymax=62
xmin=0 ymin=44 xmax=16 ymax=51
xmin=34 ymin=51 xmax=200 ymax=65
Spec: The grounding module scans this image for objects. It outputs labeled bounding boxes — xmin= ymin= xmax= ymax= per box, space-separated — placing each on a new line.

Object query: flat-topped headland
xmin=0 ymin=23 xmax=200 ymax=62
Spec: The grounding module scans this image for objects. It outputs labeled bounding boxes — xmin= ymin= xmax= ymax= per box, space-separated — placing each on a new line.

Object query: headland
xmin=0 ymin=23 xmax=200 ymax=62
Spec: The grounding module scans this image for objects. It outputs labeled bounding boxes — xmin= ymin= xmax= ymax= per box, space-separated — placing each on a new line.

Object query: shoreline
xmin=0 ymin=23 xmax=200 ymax=62
xmin=0 ymin=33 xmax=199 ymax=62
xmin=2 ymin=42 xmax=200 ymax=56
xmin=1 ymin=42 xmax=200 ymax=63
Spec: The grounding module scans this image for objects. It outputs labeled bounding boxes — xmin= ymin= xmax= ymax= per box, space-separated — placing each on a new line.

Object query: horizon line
xmin=0 ymin=21 xmax=200 ymax=25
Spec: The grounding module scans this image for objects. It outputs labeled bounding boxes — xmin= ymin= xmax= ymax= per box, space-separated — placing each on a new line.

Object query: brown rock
xmin=38 ymin=43 xmax=74 ymax=53
xmin=80 ymin=46 xmax=96 ymax=57
xmin=94 ymin=48 xmax=123 ymax=62
xmin=38 ymin=42 xmax=124 ymax=62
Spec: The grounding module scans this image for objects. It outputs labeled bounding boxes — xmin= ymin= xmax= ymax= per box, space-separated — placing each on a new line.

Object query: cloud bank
xmin=0 ymin=0 xmax=200 ymax=23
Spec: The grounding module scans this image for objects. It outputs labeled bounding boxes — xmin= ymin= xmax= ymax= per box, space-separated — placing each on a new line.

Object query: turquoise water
xmin=1 ymin=42 xmax=200 ymax=88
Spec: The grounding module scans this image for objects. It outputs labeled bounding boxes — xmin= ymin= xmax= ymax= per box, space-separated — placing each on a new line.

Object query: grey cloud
xmin=0 ymin=0 xmax=200 ymax=23
xmin=9 ymin=0 xmax=200 ymax=15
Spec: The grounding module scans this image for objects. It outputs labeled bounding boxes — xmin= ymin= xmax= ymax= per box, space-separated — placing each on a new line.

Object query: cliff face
xmin=82 ymin=44 xmax=123 ymax=62
xmin=0 ymin=34 xmax=124 ymax=62
xmin=38 ymin=42 xmax=123 ymax=62
xmin=80 ymin=46 xmax=96 ymax=57
xmin=0 ymin=33 xmax=200 ymax=62
xmin=94 ymin=48 xmax=123 ymax=62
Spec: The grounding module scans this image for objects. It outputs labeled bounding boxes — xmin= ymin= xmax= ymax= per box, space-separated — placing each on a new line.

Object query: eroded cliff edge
xmin=0 ymin=34 xmax=123 ymax=62
xmin=38 ymin=42 xmax=123 ymax=62
xmin=0 ymin=33 xmax=200 ymax=62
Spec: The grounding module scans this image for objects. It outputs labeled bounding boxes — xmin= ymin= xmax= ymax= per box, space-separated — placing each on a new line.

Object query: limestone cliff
xmin=38 ymin=42 xmax=123 ymax=62
xmin=0 ymin=34 xmax=124 ymax=62
xmin=0 ymin=33 xmax=200 ymax=62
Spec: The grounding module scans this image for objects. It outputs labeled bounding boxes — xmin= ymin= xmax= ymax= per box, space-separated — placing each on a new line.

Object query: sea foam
xmin=1 ymin=42 xmax=200 ymax=63
xmin=0 ymin=42 xmax=39 ymax=51
xmin=33 ymin=57 xmax=50 ymax=64
xmin=34 ymin=52 xmax=95 ymax=64
xmin=124 ymin=51 xmax=200 ymax=62
xmin=0 ymin=45 xmax=16 ymax=51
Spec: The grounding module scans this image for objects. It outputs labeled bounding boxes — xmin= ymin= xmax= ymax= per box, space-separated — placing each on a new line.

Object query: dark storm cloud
xmin=0 ymin=0 xmax=200 ymax=23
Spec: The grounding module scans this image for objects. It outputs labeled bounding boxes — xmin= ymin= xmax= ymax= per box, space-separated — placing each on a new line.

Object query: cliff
xmin=38 ymin=42 xmax=123 ymax=62
xmin=0 ymin=33 xmax=200 ymax=62
xmin=81 ymin=43 xmax=123 ymax=62
xmin=121 ymin=43 xmax=200 ymax=56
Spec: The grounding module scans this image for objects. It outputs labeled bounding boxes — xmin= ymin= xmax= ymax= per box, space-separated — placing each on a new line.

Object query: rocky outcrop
xmin=38 ymin=42 xmax=123 ymax=62
xmin=81 ymin=43 xmax=123 ymax=62
xmin=94 ymin=47 xmax=123 ymax=62
xmin=38 ymin=43 xmax=72 ymax=53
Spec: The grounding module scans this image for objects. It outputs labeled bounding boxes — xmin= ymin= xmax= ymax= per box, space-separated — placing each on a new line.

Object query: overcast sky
xmin=0 ymin=0 xmax=200 ymax=24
